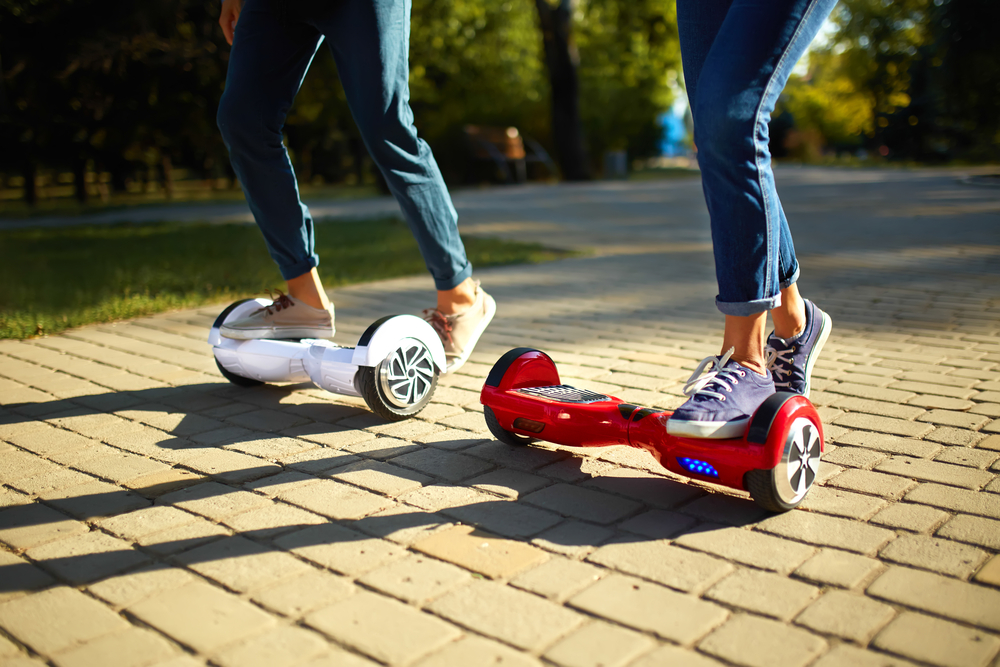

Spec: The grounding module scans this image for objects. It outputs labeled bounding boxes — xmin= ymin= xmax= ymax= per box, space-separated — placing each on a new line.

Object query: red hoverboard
xmin=480 ymin=348 xmax=824 ymax=512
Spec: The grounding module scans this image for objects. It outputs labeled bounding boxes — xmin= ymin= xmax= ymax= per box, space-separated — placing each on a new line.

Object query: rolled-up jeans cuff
xmin=779 ymin=265 xmax=800 ymax=290
xmin=716 ymin=293 xmax=781 ymax=316
xmin=278 ymin=256 xmax=319 ymax=281
xmin=434 ymin=261 xmax=473 ymax=292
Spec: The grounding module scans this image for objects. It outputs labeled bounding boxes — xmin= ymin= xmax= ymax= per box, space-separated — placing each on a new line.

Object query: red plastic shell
xmin=481 ymin=351 xmax=824 ymax=492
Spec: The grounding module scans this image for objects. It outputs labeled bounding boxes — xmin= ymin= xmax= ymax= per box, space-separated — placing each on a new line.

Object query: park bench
xmin=463 ymin=125 xmax=557 ymax=183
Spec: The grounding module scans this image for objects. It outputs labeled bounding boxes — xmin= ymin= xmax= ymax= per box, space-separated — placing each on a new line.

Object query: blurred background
xmin=1 ymin=0 xmax=998 ymax=211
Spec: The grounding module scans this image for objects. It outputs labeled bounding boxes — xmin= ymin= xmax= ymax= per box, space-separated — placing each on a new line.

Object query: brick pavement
xmin=1 ymin=166 xmax=999 ymax=667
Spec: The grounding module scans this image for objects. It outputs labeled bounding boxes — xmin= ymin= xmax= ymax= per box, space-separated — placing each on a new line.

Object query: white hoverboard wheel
xmin=356 ymin=337 xmax=439 ymax=421
xmin=213 ymin=299 xmax=264 ymax=388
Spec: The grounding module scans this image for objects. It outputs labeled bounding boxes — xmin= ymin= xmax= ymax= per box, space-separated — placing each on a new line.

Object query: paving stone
xmin=212 ymin=625 xmax=329 ymax=667
xmin=220 ymin=502 xmax=326 ymax=540
xmin=390 ymin=447 xmax=494 ymax=482
xmin=617 ymin=509 xmax=699 ymax=539
xmin=832 ymin=396 xmax=925 ymax=420
xmin=698 ymin=613 xmax=826 ymax=667
xmin=274 ymin=522 xmax=406 ymax=576
xmin=872 ymin=612 xmax=1000 ymax=667
xmin=879 ymin=533 xmax=988 ymax=579
xmin=978 ymin=435 xmax=1000 ymax=451
xmin=26 ymin=530 xmax=150 ymax=584
xmin=86 ymin=562 xmax=196 ymax=608
xmin=412 ymin=524 xmax=548 ymax=579
xmin=0 ymin=586 xmax=129 ymax=654
xmin=936 ymin=446 xmax=998 ymax=469
xmin=917 ymin=409 xmax=990 ymax=430
xmin=542 ymin=620 xmax=656 ymax=667
xmin=412 ymin=636 xmax=542 ymax=667
xmin=174 ymin=535 xmax=311 ymax=592
xmin=510 ymin=557 xmax=604 ymax=602
xmin=827 ymin=469 xmax=917 ymax=499
xmin=521 ymin=483 xmax=641 ymax=524
xmin=358 ymin=554 xmax=471 ymax=604
xmin=583 ymin=468 xmax=705 ymax=509
xmin=157 ymin=482 xmax=272 ymax=520
xmin=905 ymin=482 xmax=1000 ymax=519
xmin=52 ymin=626 xmax=179 ymax=667
xmin=810 ymin=644 xmax=919 ymax=667
xmin=870 ymin=502 xmax=950 ymax=533
xmin=351 ymin=504 xmax=453 ymax=545
xmin=629 ymin=644 xmax=726 ymax=667
xmin=587 ymin=537 xmax=732 ymax=594
xmin=875 ymin=456 xmax=994 ymax=489
xmin=0 ymin=503 xmax=87 ymax=550
xmin=307 ymin=590 xmax=461 ymax=664
xmin=826 ymin=384 xmax=916 ymax=404
xmin=464 ymin=440 xmax=569 ymax=471
xmin=705 ymin=567 xmax=819 ymax=621
xmin=834 ymin=431 xmax=942 ymax=458
xmin=277 ymin=478 xmax=393 ymax=520
xmin=823 ymin=446 xmax=890 ymax=470
xmin=936 ymin=514 xmax=1000 ymax=550
xmin=890 ymin=381 xmax=976 ymax=400
xmin=674 ymin=525 xmax=816 ymax=574
xmin=279 ymin=446 xmax=360 ymax=474
xmin=179 ymin=449 xmax=281 ymax=484
xmin=800 ymin=486 xmax=888 ymax=520
xmin=468 ymin=469 xmax=550 ymax=498
xmin=250 ymin=568 xmax=355 ymax=618
xmin=439 ymin=495 xmax=564 ymax=539
xmin=675 ymin=494 xmax=770 ymax=526
xmin=974 ymin=555 xmax=1000 ymax=588
xmin=329 ymin=459 xmax=432 ymax=497
xmin=758 ymin=510 xmax=896 ymax=555
xmin=867 ymin=565 xmax=1000 ymax=631
xmin=794 ymin=590 xmax=896 ymax=643
xmin=567 ymin=573 xmax=728 ymax=645
xmin=0 ymin=550 xmax=55 ymax=600
xmin=530 ymin=520 xmax=615 ymax=558
xmin=128 ymin=580 xmax=276 ymax=653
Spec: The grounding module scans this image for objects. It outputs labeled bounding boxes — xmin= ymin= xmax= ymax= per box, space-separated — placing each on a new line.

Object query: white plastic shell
xmin=351 ymin=314 xmax=447 ymax=372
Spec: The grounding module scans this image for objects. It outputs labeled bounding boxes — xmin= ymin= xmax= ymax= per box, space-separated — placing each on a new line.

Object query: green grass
xmin=0 ymin=217 xmax=575 ymax=339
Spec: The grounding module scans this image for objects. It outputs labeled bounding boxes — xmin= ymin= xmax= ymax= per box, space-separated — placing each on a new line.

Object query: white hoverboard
xmin=208 ymin=298 xmax=448 ymax=421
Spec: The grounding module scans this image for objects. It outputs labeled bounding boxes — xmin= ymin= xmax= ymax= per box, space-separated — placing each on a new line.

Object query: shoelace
xmin=423 ymin=309 xmax=454 ymax=345
xmin=681 ymin=347 xmax=746 ymax=402
xmin=764 ymin=344 xmax=794 ymax=389
xmin=255 ymin=288 xmax=295 ymax=317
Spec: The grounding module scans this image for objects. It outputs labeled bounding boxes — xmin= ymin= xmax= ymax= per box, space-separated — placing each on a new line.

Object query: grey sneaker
xmin=667 ymin=348 xmax=776 ymax=439
xmin=220 ymin=291 xmax=334 ymax=340
xmin=424 ymin=281 xmax=497 ymax=372
xmin=765 ymin=299 xmax=832 ymax=398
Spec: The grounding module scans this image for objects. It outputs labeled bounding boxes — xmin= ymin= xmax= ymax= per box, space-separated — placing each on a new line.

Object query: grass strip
xmin=0 ymin=217 xmax=575 ymax=339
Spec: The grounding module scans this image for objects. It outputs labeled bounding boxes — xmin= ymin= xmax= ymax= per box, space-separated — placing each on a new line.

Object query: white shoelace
xmin=681 ymin=347 xmax=747 ymax=402
xmin=765 ymin=344 xmax=794 ymax=389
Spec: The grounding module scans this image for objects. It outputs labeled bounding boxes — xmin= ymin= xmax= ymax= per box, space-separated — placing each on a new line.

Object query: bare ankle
xmin=437 ymin=277 xmax=477 ymax=315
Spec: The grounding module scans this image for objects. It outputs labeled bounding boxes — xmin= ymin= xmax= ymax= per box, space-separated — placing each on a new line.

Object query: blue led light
xmin=678 ymin=457 xmax=719 ymax=478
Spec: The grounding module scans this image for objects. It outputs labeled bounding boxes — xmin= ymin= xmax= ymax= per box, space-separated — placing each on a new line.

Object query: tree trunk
xmin=161 ymin=156 xmax=175 ymax=199
xmin=22 ymin=159 xmax=37 ymax=206
xmin=535 ymin=0 xmax=591 ymax=181
xmin=73 ymin=157 xmax=88 ymax=203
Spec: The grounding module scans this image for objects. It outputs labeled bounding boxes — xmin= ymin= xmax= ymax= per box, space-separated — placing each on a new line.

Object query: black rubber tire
xmin=356 ymin=363 xmax=438 ymax=421
xmin=214 ymin=357 xmax=264 ymax=388
xmin=484 ymin=405 xmax=534 ymax=447
xmin=744 ymin=468 xmax=800 ymax=513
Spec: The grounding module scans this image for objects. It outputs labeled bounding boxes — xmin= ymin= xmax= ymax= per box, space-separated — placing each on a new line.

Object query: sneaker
xmin=220 ymin=290 xmax=335 ymax=340
xmin=666 ymin=347 xmax=776 ymax=439
xmin=423 ymin=281 xmax=497 ymax=372
xmin=765 ymin=299 xmax=832 ymax=398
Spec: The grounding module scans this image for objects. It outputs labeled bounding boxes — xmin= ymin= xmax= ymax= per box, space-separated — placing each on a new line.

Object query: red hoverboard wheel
xmin=743 ymin=394 xmax=823 ymax=512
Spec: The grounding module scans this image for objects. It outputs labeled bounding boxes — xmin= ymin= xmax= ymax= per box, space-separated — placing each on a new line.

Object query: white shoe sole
xmin=801 ymin=310 xmax=832 ymax=399
xmin=220 ymin=325 xmax=335 ymax=340
xmin=445 ymin=292 xmax=497 ymax=373
xmin=666 ymin=416 xmax=750 ymax=440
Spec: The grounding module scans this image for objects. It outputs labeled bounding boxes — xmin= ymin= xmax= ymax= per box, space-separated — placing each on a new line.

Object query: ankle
xmin=437 ymin=278 xmax=477 ymax=315
xmin=729 ymin=352 xmax=767 ymax=377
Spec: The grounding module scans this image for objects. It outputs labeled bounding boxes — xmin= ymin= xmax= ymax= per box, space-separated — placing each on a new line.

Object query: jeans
xmin=677 ymin=0 xmax=838 ymax=316
xmin=217 ymin=0 xmax=472 ymax=290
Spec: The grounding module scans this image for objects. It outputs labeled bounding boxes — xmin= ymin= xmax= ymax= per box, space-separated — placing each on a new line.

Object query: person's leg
xmin=315 ymin=0 xmax=494 ymax=369
xmin=216 ymin=0 xmax=334 ymax=339
xmin=668 ymin=0 xmax=836 ymax=438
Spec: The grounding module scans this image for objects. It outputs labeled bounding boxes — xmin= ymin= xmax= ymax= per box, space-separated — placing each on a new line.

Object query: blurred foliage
xmin=1 ymin=0 xmax=682 ymax=199
xmin=774 ymin=0 xmax=1000 ymax=161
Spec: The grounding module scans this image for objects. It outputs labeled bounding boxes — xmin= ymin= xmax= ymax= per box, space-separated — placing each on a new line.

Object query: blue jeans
xmin=677 ymin=0 xmax=838 ymax=316
xmin=217 ymin=0 xmax=472 ymax=290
